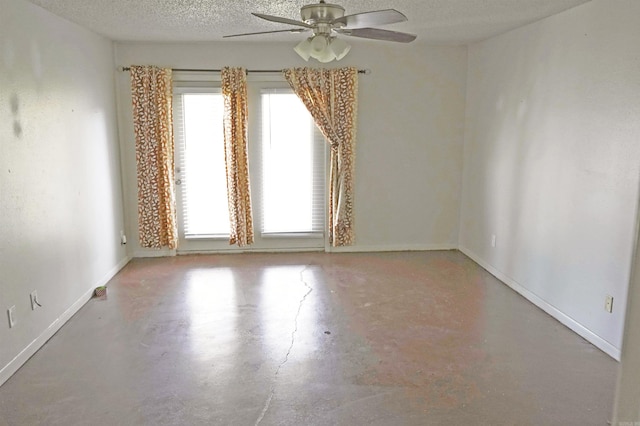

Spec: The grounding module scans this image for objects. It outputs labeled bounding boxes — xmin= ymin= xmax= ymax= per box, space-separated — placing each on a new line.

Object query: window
xmin=172 ymin=78 xmax=326 ymax=252
xmin=174 ymin=90 xmax=230 ymax=238
xmin=260 ymin=89 xmax=325 ymax=235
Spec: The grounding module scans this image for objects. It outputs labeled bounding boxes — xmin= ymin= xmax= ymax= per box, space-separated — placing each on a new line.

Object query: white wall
xmin=0 ymin=0 xmax=128 ymax=384
xmin=614 ymin=193 xmax=640 ymax=422
xmin=459 ymin=0 xmax=640 ymax=358
xmin=113 ymin=41 xmax=468 ymax=255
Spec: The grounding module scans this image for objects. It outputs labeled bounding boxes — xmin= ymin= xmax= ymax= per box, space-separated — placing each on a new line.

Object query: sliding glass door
xmin=173 ymin=77 xmax=326 ymax=252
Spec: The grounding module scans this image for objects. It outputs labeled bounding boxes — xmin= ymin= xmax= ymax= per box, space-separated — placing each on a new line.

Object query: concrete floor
xmin=0 ymin=251 xmax=616 ymax=425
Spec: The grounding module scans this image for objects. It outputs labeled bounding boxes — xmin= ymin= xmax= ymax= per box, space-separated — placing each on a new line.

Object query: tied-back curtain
xmin=221 ymin=67 xmax=254 ymax=247
xmin=283 ymin=67 xmax=358 ymax=247
xmin=130 ymin=65 xmax=178 ymax=249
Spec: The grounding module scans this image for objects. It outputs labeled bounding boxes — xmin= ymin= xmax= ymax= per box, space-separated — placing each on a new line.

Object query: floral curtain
xmin=221 ymin=67 xmax=254 ymax=246
xmin=283 ymin=67 xmax=358 ymax=247
xmin=130 ymin=65 xmax=178 ymax=249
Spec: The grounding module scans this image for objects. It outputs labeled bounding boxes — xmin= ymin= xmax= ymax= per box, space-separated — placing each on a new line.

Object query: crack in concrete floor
xmin=254 ymin=265 xmax=313 ymax=425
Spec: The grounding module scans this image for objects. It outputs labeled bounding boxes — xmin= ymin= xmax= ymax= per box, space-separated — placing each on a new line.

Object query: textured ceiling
xmin=26 ymin=0 xmax=591 ymax=44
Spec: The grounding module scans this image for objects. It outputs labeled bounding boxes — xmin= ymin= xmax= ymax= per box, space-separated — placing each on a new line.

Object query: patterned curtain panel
xmin=283 ymin=67 xmax=359 ymax=247
xmin=130 ymin=65 xmax=178 ymax=249
xmin=221 ymin=67 xmax=254 ymax=247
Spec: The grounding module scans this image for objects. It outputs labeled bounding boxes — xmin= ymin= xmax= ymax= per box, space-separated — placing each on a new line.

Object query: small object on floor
xmin=324 ymin=330 xmax=331 ymax=335
xmin=93 ymin=286 xmax=107 ymax=300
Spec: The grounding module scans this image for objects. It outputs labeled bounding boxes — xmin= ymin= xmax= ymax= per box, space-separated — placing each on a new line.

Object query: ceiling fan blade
xmin=252 ymin=13 xmax=312 ymax=28
xmin=333 ymin=9 xmax=407 ymax=29
xmin=223 ymin=28 xmax=309 ymax=38
xmin=336 ymin=28 xmax=417 ymax=43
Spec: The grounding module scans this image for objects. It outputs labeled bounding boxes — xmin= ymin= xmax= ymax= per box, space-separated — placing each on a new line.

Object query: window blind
xmin=173 ymin=89 xmax=230 ymax=238
xmin=258 ymin=88 xmax=326 ymax=236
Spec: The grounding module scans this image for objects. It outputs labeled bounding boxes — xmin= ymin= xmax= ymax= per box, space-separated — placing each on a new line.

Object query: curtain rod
xmin=120 ymin=66 xmax=370 ymax=74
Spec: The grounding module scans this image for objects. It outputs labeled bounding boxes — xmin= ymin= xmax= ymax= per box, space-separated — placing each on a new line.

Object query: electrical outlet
xmin=30 ymin=290 xmax=39 ymax=310
xmin=491 ymin=234 xmax=497 ymax=248
xmin=120 ymin=230 xmax=127 ymax=245
xmin=605 ymin=295 xmax=614 ymax=313
xmin=8 ymin=306 xmax=16 ymax=328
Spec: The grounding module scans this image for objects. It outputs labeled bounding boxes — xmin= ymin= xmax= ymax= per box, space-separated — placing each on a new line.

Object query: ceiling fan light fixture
xmin=315 ymin=47 xmax=336 ymax=63
xmin=308 ymin=35 xmax=336 ymax=62
xmin=310 ymin=34 xmax=329 ymax=54
xmin=329 ymin=37 xmax=350 ymax=61
xmin=294 ymin=34 xmax=349 ymax=63
xmin=294 ymin=38 xmax=312 ymax=61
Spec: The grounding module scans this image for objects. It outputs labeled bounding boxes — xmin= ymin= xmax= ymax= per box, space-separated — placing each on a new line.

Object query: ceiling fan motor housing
xmin=301 ymin=2 xmax=345 ymax=25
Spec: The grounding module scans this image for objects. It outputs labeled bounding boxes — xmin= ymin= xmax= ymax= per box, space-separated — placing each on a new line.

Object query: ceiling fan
xmin=223 ymin=0 xmax=417 ymax=63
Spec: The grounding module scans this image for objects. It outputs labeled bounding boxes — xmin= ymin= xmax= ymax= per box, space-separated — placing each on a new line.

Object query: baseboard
xmin=459 ymin=246 xmax=621 ymax=361
xmin=0 ymin=255 xmax=131 ymax=387
xmin=329 ymin=243 xmax=458 ymax=253
xmin=140 ymin=244 xmax=456 ymax=256
xmin=133 ymin=249 xmax=176 ymax=258
xmin=177 ymin=247 xmax=324 ymax=255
